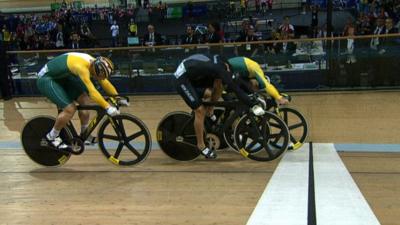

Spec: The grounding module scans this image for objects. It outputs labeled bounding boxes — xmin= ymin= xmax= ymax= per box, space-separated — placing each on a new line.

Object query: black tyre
xmin=156 ymin=111 xmax=200 ymax=161
xmin=98 ymin=113 xmax=152 ymax=166
xmin=234 ymin=112 xmax=289 ymax=161
xmin=274 ymin=107 xmax=308 ymax=150
xmin=21 ymin=116 xmax=72 ymax=167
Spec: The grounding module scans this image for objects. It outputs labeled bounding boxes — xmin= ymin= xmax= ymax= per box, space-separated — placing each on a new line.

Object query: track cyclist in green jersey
xmin=227 ymin=56 xmax=289 ymax=106
xmin=36 ymin=52 xmax=129 ymax=150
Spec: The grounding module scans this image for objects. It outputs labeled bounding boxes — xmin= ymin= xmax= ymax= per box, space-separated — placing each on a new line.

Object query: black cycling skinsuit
xmin=174 ymin=54 xmax=254 ymax=109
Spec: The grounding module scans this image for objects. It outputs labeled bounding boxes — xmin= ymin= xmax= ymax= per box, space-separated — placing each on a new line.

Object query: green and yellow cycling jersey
xmin=228 ymin=57 xmax=282 ymax=100
xmin=37 ymin=52 xmax=118 ymax=109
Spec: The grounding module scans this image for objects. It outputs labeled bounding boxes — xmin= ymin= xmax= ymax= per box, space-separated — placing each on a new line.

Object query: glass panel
xmin=6 ymin=34 xmax=400 ymax=96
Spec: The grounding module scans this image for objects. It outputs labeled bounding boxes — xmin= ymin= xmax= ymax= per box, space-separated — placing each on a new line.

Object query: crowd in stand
xmin=1 ymin=0 xmax=400 ymax=52
xmin=0 ymin=2 xmax=137 ymax=50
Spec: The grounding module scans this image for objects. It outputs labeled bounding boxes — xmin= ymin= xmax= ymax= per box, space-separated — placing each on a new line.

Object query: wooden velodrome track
xmin=0 ymin=91 xmax=399 ymax=225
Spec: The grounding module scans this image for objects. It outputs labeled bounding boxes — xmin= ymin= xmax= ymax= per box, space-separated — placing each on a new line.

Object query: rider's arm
xmin=211 ymin=79 xmax=223 ymax=102
xmin=74 ymin=66 xmax=111 ymax=109
xmin=98 ymin=79 xmax=119 ymax=96
xmin=246 ymin=59 xmax=282 ymax=100
xmin=220 ymin=69 xmax=254 ymax=107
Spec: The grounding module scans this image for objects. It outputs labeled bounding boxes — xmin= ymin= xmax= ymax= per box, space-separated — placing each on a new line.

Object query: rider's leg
xmin=194 ymin=105 xmax=207 ymax=150
xmin=76 ymin=93 xmax=90 ymax=133
xmin=75 ymin=93 xmax=98 ymax=144
xmin=46 ymin=103 xmax=77 ymax=149
xmin=176 ymin=77 xmax=216 ymax=158
xmin=36 ymin=76 xmax=77 ymax=148
xmin=51 ymin=103 xmax=77 ymax=134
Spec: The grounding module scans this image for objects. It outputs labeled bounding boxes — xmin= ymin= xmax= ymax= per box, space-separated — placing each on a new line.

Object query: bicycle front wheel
xmin=234 ymin=112 xmax=289 ymax=161
xmin=274 ymin=107 xmax=308 ymax=150
xmin=98 ymin=113 xmax=152 ymax=166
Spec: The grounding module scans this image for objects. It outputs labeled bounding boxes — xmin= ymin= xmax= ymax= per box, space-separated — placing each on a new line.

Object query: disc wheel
xmin=156 ymin=111 xmax=200 ymax=161
xmin=21 ymin=116 xmax=72 ymax=167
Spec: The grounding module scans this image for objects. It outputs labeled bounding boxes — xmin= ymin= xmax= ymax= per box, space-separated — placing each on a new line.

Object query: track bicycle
xmin=156 ymin=95 xmax=290 ymax=162
xmin=21 ymin=96 xmax=152 ymax=167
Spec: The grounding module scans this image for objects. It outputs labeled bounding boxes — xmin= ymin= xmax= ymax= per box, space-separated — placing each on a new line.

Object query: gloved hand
xmin=251 ymin=105 xmax=265 ymax=116
xmin=106 ymin=106 xmax=120 ymax=116
xmin=118 ymin=98 xmax=130 ymax=107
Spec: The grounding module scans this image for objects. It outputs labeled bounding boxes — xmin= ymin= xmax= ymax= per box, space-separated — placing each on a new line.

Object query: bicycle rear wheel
xmin=21 ymin=116 xmax=72 ymax=167
xmin=157 ymin=111 xmax=200 ymax=161
xmin=234 ymin=112 xmax=289 ymax=161
xmin=98 ymin=113 xmax=152 ymax=166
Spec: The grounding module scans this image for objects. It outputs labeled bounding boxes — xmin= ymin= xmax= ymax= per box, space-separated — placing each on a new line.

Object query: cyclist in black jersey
xmin=174 ymin=54 xmax=265 ymax=159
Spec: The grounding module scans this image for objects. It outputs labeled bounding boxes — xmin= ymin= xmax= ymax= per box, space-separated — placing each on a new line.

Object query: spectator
xmin=238 ymin=20 xmax=250 ymax=40
xmin=279 ymin=31 xmax=296 ymax=55
xmin=128 ymin=18 xmax=138 ymax=36
xmin=266 ymin=31 xmax=288 ymax=55
xmin=360 ymin=0 xmax=369 ymax=14
xmin=311 ymin=5 xmax=319 ymax=29
xmin=144 ymin=24 xmax=162 ymax=46
xmin=110 ymin=20 xmax=119 ymax=47
xmin=267 ymin=0 xmax=273 ymax=13
xmin=186 ymin=1 xmax=194 ymax=21
xmin=356 ymin=12 xmax=372 ymax=35
xmin=370 ymin=18 xmax=386 ymax=51
xmin=157 ymin=1 xmax=168 ymax=23
xmin=80 ymin=23 xmax=94 ymax=47
xmin=236 ymin=25 xmax=260 ymax=57
xmin=383 ymin=18 xmax=398 ymax=85
xmin=255 ymin=0 xmax=261 ymax=14
xmin=370 ymin=18 xmax=387 ymax=86
xmin=344 ymin=22 xmax=356 ymax=64
xmin=206 ymin=22 xmax=222 ymax=43
xmin=385 ymin=18 xmax=398 ymax=33
xmin=301 ymin=0 xmax=307 ymax=14
xmin=261 ymin=0 xmax=267 ymax=15
xmin=61 ymin=0 xmax=68 ymax=10
xmin=181 ymin=25 xmax=198 ymax=44
xmin=278 ymin=16 xmax=295 ymax=38
xmin=2 ymin=25 xmax=11 ymax=48
xmin=240 ymin=0 xmax=247 ymax=16
xmin=55 ymin=27 xmax=65 ymax=49
xmin=236 ymin=25 xmax=258 ymax=42
xmin=70 ymin=31 xmax=80 ymax=49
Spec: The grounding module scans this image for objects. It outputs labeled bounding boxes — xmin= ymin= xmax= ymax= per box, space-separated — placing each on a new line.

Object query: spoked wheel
xmin=98 ymin=113 xmax=152 ymax=166
xmin=274 ymin=107 xmax=308 ymax=150
xmin=21 ymin=116 xmax=72 ymax=167
xmin=234 ymin=112 xmax=290 ymax=161
xmin=222 ymin=113 xmax=241 ymax=152
xmin=157 ymin=111 xmax=200 ymax=161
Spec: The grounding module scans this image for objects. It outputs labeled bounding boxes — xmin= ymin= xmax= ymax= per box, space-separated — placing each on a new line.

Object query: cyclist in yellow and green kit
xmin=227 ymin=56 xmax=289 ymax=106
xmin=36 ymin=52 xmax=128 ymax=150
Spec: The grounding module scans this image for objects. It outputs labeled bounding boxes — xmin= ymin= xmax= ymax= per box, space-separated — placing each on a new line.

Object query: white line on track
xmin=246 ymin=143 xmax=380 ymax=225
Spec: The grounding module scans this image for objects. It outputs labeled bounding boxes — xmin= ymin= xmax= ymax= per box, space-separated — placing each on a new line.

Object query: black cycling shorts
xmin=176 ymin=76 xmax=208 ymax=110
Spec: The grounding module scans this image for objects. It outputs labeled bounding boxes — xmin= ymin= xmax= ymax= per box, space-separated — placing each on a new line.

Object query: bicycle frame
xmin=59 ymin=105 xmax=106 ymax=142
xmin=56 ymin=104 xmax=122 ymax=155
